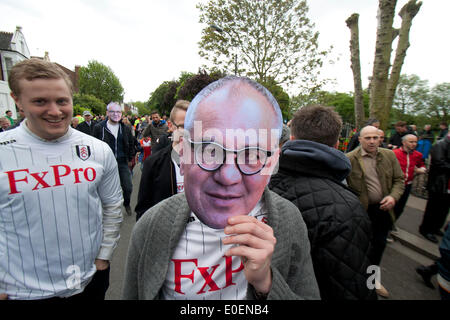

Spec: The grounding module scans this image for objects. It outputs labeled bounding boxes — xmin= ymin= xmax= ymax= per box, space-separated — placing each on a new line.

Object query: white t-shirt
xmin=172 ymin=156 xmax=184 ymax=194
xmin=161 ymin=200 xmax=267 ymax=300
xmin=106 ymin=121 xmax=120 ymax=139
xmin=0 ymin=122 xmax=123 ymax=300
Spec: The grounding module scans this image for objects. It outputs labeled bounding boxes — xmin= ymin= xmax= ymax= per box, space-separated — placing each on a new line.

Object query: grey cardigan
xmin=122 ymin=188 xmax=320 ymax=300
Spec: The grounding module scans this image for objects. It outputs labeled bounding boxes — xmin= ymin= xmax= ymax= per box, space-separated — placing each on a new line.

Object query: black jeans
xmin=117 ymin=159 xmax=133 ymax=207
xmin=44 ymin=267 xmax=110 ymax=301
xmin=420 ymin=192 xmax=450 ymax=234
xmin=394 ymin=184 xmax=412 ymax=220
xmin=367 ymin=204 xmax=393 ymax=266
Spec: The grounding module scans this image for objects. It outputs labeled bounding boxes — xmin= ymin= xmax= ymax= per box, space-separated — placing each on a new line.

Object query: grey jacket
xmin=122 ymin=189 xmax=320 ymax=300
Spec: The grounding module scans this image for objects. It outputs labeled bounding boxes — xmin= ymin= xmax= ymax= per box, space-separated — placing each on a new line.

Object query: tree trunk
xmin=369 ymin=0 xmax=398 ymax=130
xmin=385 ymin=0 xmax=422 ymax=119
xmin=346 ymin=13 xmax=365 ymax=129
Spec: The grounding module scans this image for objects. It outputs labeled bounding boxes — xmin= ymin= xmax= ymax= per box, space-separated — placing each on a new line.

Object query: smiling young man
xmin=122 ymin=76 xmax=319 ymax=300
xmin=0 ymin=59 xmax=123 ymax=300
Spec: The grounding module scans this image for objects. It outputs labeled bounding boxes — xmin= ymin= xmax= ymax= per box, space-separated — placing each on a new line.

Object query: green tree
xmin=197 ymin=0 xmax=328 ymax=92
xmin=73 ymin=93 xmax=106 ymax=116
xmin=428 ymin=82 xmax=449 ymax=122
xmin=147 ymin=81 xmax=179 ymax=116
xmin=175 ymin=71 xmax=196 ymax=99
xmin=177 ymin=70 xmax=224 ymax=101
xmin=131 ymin=101 xmax=150 ymax=117
xmin=393 ymin=74 xmax=429 ymax=114
xmin=79 ymin=60 xmax=125 ymax=104
xmin=289 ymin=90 xmax=370 ymax=125
xmin=260 ymin=78 xmax=290 ymax=121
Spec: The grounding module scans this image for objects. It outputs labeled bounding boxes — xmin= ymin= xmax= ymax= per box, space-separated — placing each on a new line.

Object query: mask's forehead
xmin=190 ymin=85 xmax=279 ymax=150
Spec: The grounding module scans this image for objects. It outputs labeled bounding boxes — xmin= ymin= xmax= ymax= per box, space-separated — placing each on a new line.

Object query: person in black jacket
xmin=269 ymin=105 xmax=376 ymax=300
xmin=346 ymin=118 xmax=380 ymax=153
xmin=135 ymin=100 xmax=189 ymax=221
xmin=93 ymin=102 xmax=135 ymax=215
xmin=438 ymin=122 xmax=448 ymax=141
xmin=77 ymin=110 xmax=97 ymax=136
xmin=419 ymin=132 xmax=450 ymax=243
xmin=388 ymin=121 xmax=413 ymax=149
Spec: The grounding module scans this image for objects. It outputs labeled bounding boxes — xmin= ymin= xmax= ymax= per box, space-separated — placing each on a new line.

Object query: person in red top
xmin=139 ymin=136 xmax=152 ymax=161
xmin=393 ymin=134 xmax=427 ymax=220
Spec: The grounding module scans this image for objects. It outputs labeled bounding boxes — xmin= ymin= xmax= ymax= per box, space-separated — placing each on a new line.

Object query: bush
xmin=73 ymin=93 xmax=106 ymax=116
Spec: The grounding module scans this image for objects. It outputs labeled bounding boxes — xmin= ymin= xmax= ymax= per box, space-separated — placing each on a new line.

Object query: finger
xmin=223 ymin=233 xmax=270 ymax=249
xmin=227 ymin=215 xmax=273 ymax=233
xmin=224 ymin=244 xmax=268 ymax=261
xmin=225 ymin=222 xmax=275 ymax=243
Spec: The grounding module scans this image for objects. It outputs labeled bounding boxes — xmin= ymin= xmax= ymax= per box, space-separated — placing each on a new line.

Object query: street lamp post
xmin=209 ymin=24 xmax=238 ymax=75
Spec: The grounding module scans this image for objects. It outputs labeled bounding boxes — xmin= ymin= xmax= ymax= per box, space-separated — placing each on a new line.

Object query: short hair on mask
xmin=106 ymin=102 xmax=122 ymax=111
xmin=291 ymin=104 xmax=343 ymax=147
xmin=8 ymin=58 xmax=73 ymax=97
xmin=184 ymin=76 xmax=283 ymax=140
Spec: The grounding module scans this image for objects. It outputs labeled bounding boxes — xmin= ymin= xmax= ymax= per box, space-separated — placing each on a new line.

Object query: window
xmin=5 ymin=57 xmax=13 ymax=80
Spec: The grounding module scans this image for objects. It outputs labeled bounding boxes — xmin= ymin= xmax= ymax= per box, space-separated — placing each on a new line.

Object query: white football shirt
xmin=171 ymin=157 xmax=184 ymax=194
xmin=0 ymin=122 xmax=123 ymax=300
xmin=161 ymin=200 xmax=267 ymax=300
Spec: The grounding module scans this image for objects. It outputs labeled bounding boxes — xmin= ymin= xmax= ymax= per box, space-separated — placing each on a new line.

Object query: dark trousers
xmin=367 ymin=204 xmax=393 ymax=266
xmin=394 ymin=184 xmax=412 ymax=220
xmin=420 ymin=192 xmax=450 ymax=234
xmin=117 ymin=159 xmax=133 ymax=207
xmin=44 ymin=267 xmax=110 ymax=301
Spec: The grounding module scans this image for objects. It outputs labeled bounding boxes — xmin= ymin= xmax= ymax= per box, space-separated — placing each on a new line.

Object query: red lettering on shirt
xmin=196 ymin=264 xmax=221 ymax=294
xmin=223 ymin=255 xmax=244 ymax=288
xmin=4 ymin=165 xmax=98 ymax=194
xmin=173 ymin=259 xmax=198 ymax=294
xmin=5 ymin=169 xmax=29 ymax=195
xmin=171 ymin=256 xmax=245 ymax=295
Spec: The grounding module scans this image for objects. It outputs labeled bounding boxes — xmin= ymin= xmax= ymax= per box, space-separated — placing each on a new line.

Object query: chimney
xmin=74 ymin=65 xmax=81 ymax=93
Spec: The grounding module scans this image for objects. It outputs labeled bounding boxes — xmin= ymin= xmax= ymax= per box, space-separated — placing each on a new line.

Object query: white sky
xmin=1 ymin=0 xmax=448 ymax=102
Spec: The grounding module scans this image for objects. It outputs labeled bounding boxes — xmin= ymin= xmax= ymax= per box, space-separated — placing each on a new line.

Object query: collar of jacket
xmin=152 ymin=119 xmax=166 ymax=127
xmin=99 ymin=118 xmax=124 ymax=128
xmin=280 ymin=139 xmax=352 ymax=182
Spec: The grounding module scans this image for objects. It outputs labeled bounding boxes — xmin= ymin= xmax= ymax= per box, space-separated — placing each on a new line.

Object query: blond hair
xmin=170 ymin=100 xmax=190 ymax=122
xmin=8 ymin=58 xmax=73 ymax=97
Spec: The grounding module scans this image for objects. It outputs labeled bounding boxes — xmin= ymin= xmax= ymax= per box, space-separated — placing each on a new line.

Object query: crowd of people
xmin=0 ymin=58 xmax=448 ymax=301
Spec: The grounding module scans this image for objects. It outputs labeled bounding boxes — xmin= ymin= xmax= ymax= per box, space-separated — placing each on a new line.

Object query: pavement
xmin=105 ymin=168 xmax=449 ymax=300
xmin=379 ymin=193 xmax=449 ymax=300
xmin=392 ymin=194 xmax=448 ymax=260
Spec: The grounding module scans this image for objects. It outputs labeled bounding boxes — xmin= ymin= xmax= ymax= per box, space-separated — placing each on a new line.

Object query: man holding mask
xmin=122 ymin=76 xmax=319 ymax=300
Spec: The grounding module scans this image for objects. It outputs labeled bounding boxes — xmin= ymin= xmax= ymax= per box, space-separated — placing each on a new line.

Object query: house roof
xmin=0 ymin=32 xmax=13 ymax=50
